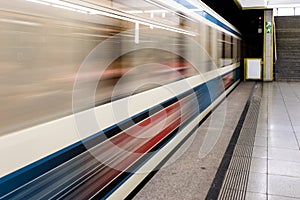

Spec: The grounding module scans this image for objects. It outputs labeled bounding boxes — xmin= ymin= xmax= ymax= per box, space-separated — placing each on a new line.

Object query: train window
xmin=223 ymin=34 xmax=233 ymax=67
xmin=199 ymin=25 xmax=212 ymax=72
xmin=205 ymin=26 xmax=211 ymax=57
xmin=232 ymin=37 xmax=238 ymax=64
xmin=231 ymin=36 xmax=234 ymax=60
xmin=209 ymin=28 xmax=218 ymax=69
xmin=217 ymin=31 xmax=223 ymax=68
xmin=217 ymin=33 xmax=235 ymax=68
xmin=237 ymin=39 xmax=241 ymax=63
xmin=224 ymin=35 xmax=231 ymax=61
xmin=222 ymin=33 xmax=226 ymax=61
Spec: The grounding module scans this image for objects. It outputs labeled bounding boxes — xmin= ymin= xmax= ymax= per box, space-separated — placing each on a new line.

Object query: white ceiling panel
xmin=239 ymin=0 xmax=265 ymax=8
xmin=236 ymin=0 xmax=300 ymax=8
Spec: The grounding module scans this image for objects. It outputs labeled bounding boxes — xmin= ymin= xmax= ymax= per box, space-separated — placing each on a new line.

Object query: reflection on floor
xmin=253 ymin=82 xmax=300 ymax=200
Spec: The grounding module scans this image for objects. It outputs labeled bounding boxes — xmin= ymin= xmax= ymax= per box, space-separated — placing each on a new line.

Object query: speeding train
xmin=0 ymin=0 xmax=241 ymax=199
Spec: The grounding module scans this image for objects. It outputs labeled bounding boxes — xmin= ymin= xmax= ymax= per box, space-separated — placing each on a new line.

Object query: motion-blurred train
xmin=0 ymin=0 xmax=241 ymax=199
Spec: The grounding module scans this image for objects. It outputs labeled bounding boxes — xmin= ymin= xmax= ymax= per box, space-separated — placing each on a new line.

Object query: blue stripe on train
xmin=175 ymin=0 xmax=242 ymax=37
xmin=0 ymin=68 xmax=240 ymax=198
xmin=175 ymin=0 xmax=197 ymax=9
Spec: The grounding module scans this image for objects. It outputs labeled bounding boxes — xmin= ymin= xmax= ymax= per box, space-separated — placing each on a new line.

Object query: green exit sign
xmin=266 ymin=22 xmax=272 ymax=33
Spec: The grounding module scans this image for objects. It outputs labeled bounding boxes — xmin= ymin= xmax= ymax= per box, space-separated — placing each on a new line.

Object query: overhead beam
xmin=233 ymin=0 xmax=242 ymax=10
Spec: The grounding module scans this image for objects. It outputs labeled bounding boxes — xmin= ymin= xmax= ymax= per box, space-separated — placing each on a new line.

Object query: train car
xmin=0 ymin=0 xmax=241 ymax=199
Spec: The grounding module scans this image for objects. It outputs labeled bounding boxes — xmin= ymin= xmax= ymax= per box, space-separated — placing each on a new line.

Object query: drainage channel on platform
xmin=206 ymin=83 xmax=262 ymax=200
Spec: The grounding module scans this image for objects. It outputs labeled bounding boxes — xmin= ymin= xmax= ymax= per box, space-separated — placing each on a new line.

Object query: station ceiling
xmin=236 ymin=0 xmax=300 ymax=9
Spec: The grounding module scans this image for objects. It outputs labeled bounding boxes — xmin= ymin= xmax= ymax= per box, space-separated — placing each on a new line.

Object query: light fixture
xmin=267 ymin=4 xmax=300 ymax=8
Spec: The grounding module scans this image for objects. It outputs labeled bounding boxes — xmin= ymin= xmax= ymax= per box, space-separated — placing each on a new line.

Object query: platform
xmin=134 ymin=82 xmax=300 ymax=200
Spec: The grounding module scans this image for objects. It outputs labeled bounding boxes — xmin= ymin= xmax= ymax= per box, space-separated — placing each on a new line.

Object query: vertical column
xmin=263 ymin=9 xmax=274 ymax=81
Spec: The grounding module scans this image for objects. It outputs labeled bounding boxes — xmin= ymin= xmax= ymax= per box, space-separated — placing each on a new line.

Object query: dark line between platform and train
xmin=205 ymin=83 xmax=257 ymax=200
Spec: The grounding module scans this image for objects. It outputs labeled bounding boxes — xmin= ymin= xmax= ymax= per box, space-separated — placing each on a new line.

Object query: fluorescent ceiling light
xmin=267 ymin=4 xmax=300 ymax=8
xmin=236 ymin=0 xmax=300 ymax=8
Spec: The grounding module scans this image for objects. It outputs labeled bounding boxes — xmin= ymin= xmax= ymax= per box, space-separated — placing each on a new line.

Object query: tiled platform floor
xmin=134 ymin=82 xmax=300 ymax=200
xmin=248 ymin=82 xmax=300 ymax=200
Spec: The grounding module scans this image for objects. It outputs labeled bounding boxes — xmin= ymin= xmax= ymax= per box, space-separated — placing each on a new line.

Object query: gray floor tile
xmin=268 ymin=108 xmax=287 ymax=112
xmin=268 ymin=104 xmax=285 ymax=109
xmin=257 ymin=114 xmax=267 ymax=121
xmin=247 ymin=172 xmax=267 ymax=194
xmin=257 ymin=121 xmax=268 ymax=127
xmin=254 ymin=136 xmax=268 ymax=147
xmin=252 ymin=146 xmax=267 ymax=158
xmin=255 ymin=129 xmax=268 ymax=137
xmin=270 ymin=96 xmax=283 ymax=100
xmin=288 ymin=111 xmax=300 ymax=116
xmin=268 ymin=119 xmax=291 ymax=126
xmin=293 ymin=126 xmax=300 ymax=132
xmin=295 ymin=134 xmax=300 ymax=142
xmin=290 ymin=115 xmax=300 ymax=121
xmin=268 ymin=116 xmax=290 ymax=121
xmin=257 ymin=124 xmax=268 ymax=131
xmin=245 ymin=192 xmax=267 ymax=200
xmin=284 ymin=98 xmax=300 ymax=102
xmin=269 ymin=195 xmax=300 ymax=200
xmin=272 ymin=121 xmax=293 ymax=127
xmin=269 ymin=174 xmax=300 ymax=198
xmin=268 ymin=135 xmax=299 ymax=150
xmin=268 ymin=124 xmax=294 ymax=132
xmin=268 ymin=110 xmax=288 ymax=116
xmin=269 ymin=160 xmax=300 ymax=178
xmin=289 ymin=113 xmax=300 ymax=118
xmin=268 ymin=130 xmax=295 ymax=137
xmin=269 ymin=148 xmax=300 ymax=163
xmin=250 ymin=158 xmax=267 ymax=173
xmin=291 ymin=120 xmax=300 ymax=126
